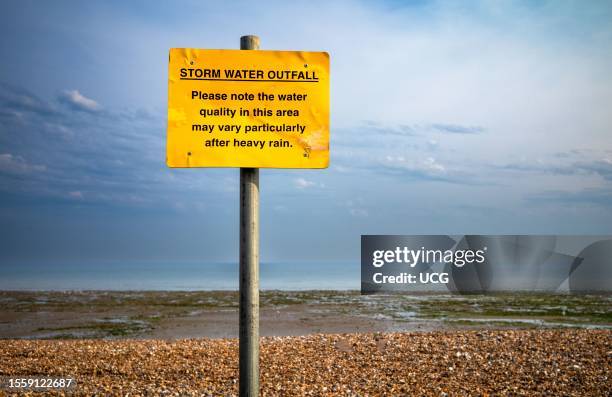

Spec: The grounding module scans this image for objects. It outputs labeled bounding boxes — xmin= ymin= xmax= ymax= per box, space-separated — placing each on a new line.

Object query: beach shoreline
xmin=2 ymin=291 xmax=611 ymax=395
xmin=1 ymin=290 xmax=610 ymax=340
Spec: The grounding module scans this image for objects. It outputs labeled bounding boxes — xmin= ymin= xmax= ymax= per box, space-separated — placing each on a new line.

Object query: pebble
xmin=0 ymin=329 xmax=609 ymax=396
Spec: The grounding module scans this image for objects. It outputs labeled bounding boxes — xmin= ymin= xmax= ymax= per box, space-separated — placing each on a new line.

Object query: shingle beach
xmin=1 ymin=329 xmax=610 ymax=396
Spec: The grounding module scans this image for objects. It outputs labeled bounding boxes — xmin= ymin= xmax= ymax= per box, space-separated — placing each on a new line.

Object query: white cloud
xmin=383 ymin=155 xmax=446 ymax=175
xmin=60 ymin=90 xmax=101 ymax=112
xmin=0 ymin=153 xmax=46 ymax=174
xmin=294 ymin=177 xmax=316 ymax=189
xmin=423 ymin=157 xmax=445 ymax=173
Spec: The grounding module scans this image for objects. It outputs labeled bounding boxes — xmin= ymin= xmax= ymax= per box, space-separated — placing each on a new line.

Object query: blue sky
xmin=1 ymin=0 xmax=611 ymax=265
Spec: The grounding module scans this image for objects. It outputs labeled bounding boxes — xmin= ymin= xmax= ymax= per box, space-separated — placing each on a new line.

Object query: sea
xmin=0 ymin=262 xmax=360 ymax=291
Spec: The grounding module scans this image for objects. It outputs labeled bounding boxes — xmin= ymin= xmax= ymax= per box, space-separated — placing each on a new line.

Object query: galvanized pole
xmin=239 ymin=34 xmax=260 ymax=397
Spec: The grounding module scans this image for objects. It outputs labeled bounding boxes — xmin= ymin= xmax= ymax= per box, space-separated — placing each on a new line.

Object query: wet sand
xmin=1 ymin=291 xmax=610 ymax=339
xmin=1 ymin=330 xmax=610 ymax=396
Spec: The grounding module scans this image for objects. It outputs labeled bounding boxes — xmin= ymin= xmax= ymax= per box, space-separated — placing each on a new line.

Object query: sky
xmin=0 ymin=0 xmax=611 ymax=265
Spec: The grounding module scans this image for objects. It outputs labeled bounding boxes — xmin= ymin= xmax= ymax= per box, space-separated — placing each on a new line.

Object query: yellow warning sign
xmin=167 ymin=48 xmax=329 ymax=168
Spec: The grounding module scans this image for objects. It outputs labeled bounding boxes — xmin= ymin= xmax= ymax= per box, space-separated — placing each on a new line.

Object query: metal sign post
xmin=166 ymin=34 xmax=329 ymax=397
xmin=239 ymin=34 xmax=260 ymax=397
